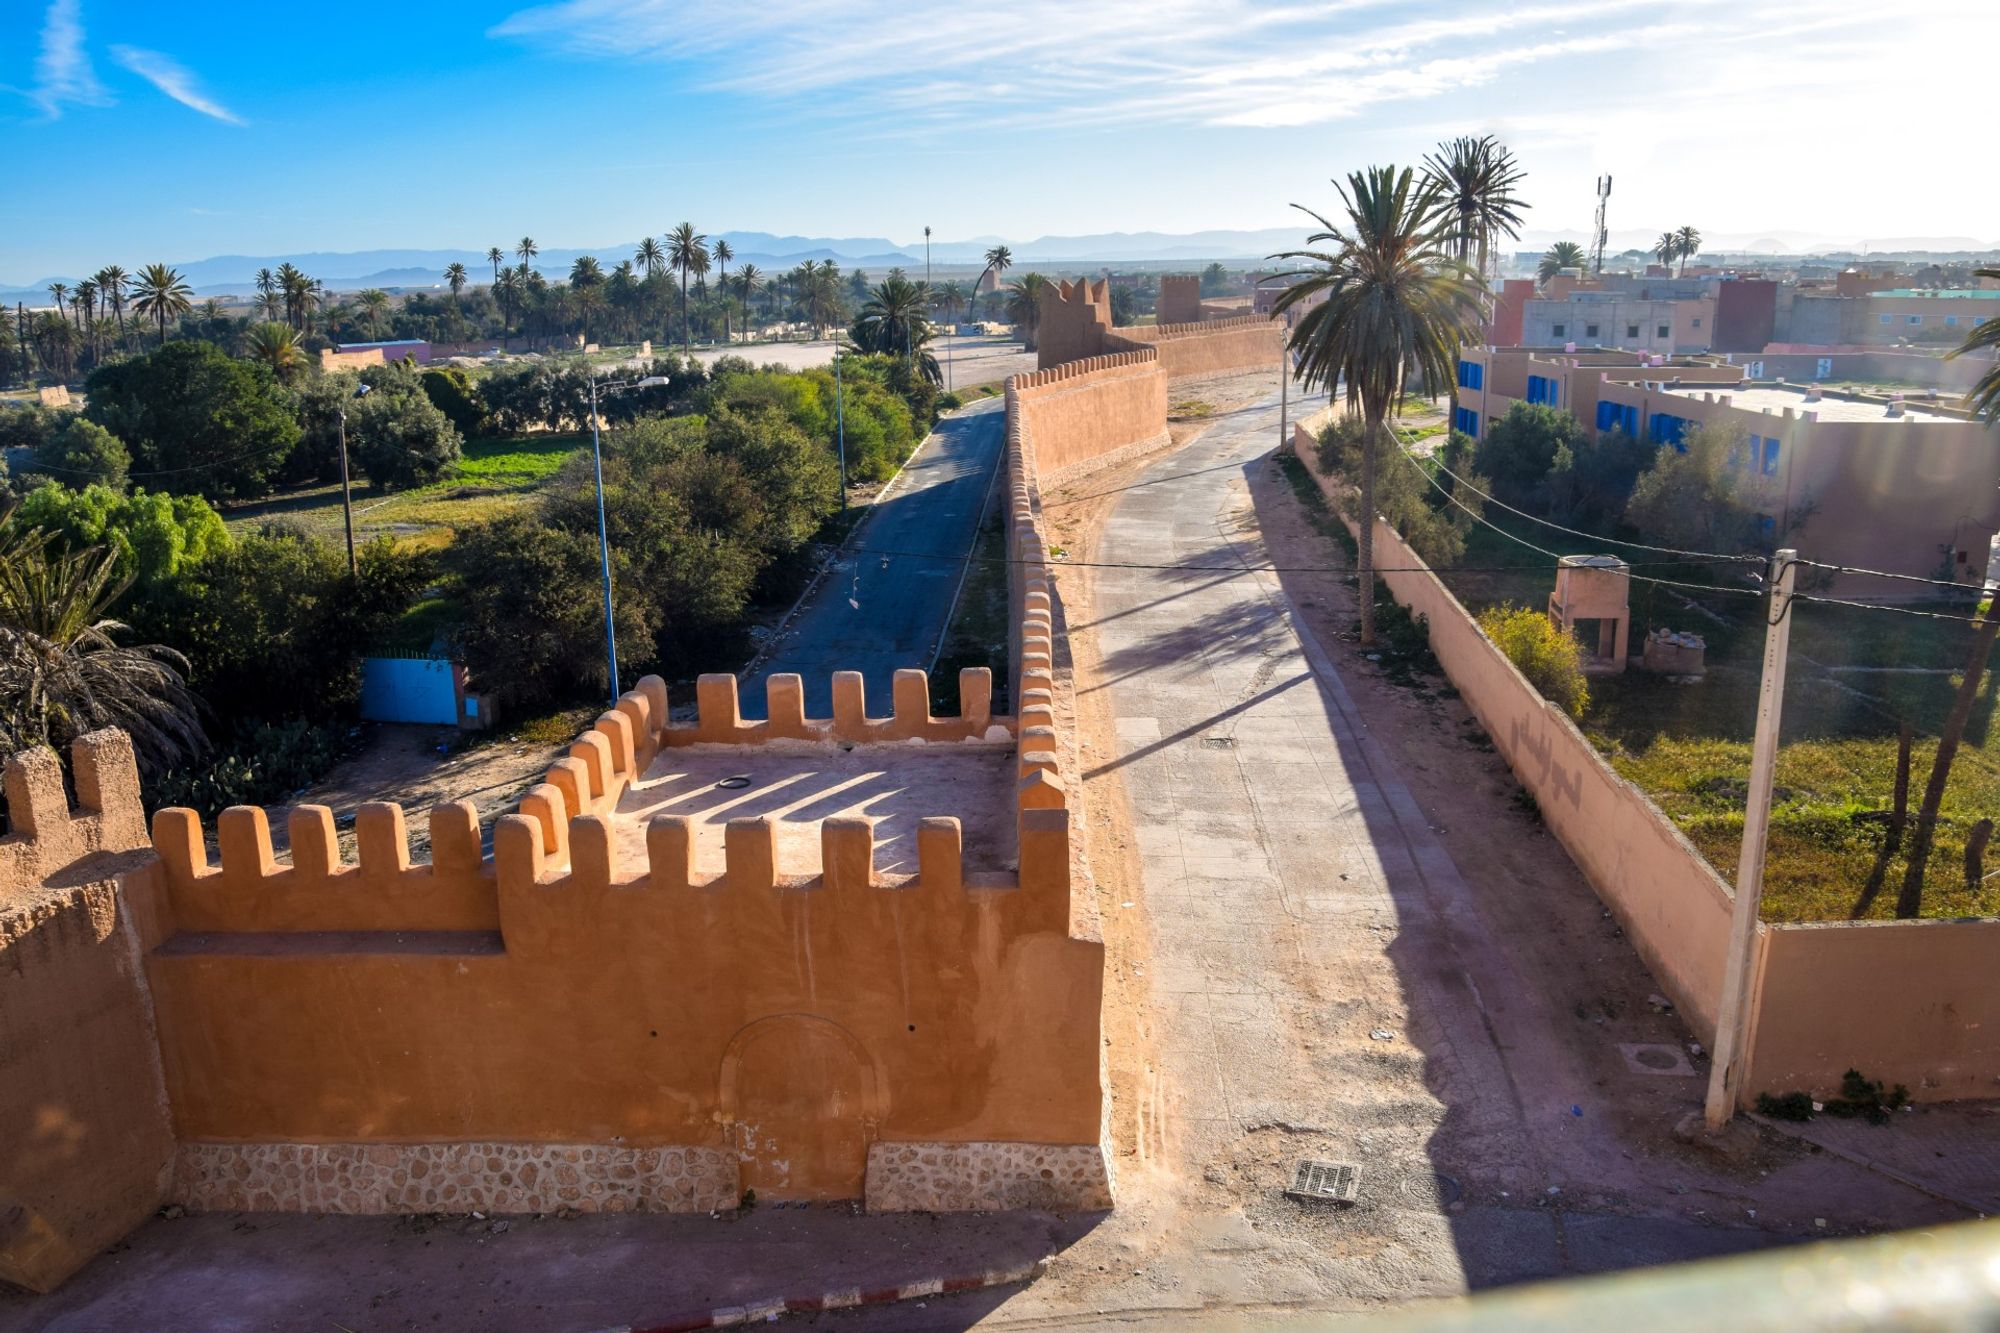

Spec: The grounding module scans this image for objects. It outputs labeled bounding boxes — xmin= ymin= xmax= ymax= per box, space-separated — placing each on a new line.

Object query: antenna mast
xmin=1592 ymin=174 xmax=1613 ymax=274
xmin=1592 ymin=174 xmax=1608 ymax=272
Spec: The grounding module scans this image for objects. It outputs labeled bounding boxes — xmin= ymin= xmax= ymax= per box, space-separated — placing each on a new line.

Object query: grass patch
xmin=1170 ymin=398 xmax=1215 ymax=419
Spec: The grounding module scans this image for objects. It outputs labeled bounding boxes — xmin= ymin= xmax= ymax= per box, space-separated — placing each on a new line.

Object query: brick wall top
xmin=1010 ymin=347 xmax=1161 ymax=394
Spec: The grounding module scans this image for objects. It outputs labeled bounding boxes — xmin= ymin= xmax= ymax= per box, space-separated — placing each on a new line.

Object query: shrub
xmin=291 ymin=363 xmax=463 ymax=489
xmin=14 ymin=482 xmax=229 ymax=588
xmin=420 ymin=366 xmax=490 ymax=438
xmin=151 ymin=718 xmax=352 ymax=818
xmin=1478 ymin=603 xmax=1591 ymax=717
xmin=1315 ymin=414 xmax=1488 ymax=568
xmin=1472 ymin=401 xmax=1582 ymax=508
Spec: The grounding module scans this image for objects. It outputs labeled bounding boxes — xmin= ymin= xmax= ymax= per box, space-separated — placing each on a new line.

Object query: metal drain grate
xmin=1285 ymin=1159 xmax=1360 ymax=1205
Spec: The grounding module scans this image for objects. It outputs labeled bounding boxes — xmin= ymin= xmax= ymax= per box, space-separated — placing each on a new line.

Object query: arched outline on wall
xmin=716 ymin=1013 xmax=888 ymax=1137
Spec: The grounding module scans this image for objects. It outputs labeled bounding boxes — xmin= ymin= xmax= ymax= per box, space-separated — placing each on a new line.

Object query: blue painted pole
xmin=588 ymin=376 xmax=620 ymax=702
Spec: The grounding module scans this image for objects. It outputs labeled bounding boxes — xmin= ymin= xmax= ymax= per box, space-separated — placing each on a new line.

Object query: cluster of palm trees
xmin=1272 ymin=136 xmax=1523 ymax=645
xmin=1654 ymin=226 xmax=1703 ymax=277
xmin=19 ymin=262 xmax=205 ymax=381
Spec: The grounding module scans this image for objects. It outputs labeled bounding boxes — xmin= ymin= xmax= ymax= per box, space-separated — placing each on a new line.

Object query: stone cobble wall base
xmin=172 ymin=1142 xmax=738 ymax=1215
xmin=863 ymin=1142 xmax=1112 ymax=1212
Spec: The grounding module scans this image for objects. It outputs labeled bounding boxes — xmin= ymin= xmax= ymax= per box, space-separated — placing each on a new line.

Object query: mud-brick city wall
xmin=1010 ymin=351 xmax=1170 ymax=482
xmin=1110 ymin=314 xmax=1283 ymax=380
xmin=0 ymin=734 xmax=176 ymax=1293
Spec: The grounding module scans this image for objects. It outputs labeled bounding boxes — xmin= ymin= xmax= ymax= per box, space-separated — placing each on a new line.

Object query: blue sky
xmin=3 ymin=0 xmax=1995 ymax=280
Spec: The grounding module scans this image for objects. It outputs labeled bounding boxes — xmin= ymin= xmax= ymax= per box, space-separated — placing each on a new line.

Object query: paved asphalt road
xmin=740 ymin=395 xmax=1005 ymax=718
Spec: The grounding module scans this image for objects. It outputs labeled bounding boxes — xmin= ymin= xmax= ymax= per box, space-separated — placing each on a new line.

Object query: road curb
xmin=590 ymin=1257 xmax=1046 ymax=1331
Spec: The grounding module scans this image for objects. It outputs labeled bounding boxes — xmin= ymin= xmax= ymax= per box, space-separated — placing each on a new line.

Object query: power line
xmin=1389 ymin=424 xmax=1765 ymax=567
xmin=1379 ymin=422 xmax=1766 ymax=600
xmin=1798 ymin=558 xmax=1995 ymax=594
xmin=1794 ymin=594 xmax=1996 ymax=627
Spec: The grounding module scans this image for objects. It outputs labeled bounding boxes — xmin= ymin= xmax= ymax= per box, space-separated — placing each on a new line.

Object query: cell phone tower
xmin=1592 ymin=175 xmax=1613 ymax=274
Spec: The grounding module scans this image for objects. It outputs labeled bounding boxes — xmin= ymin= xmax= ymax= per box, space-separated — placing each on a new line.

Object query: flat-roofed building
xmin=1450 ymin=343 xmax=2000 ymax=595
xmin=1520 ymin=294 xmax=1715 ymax=355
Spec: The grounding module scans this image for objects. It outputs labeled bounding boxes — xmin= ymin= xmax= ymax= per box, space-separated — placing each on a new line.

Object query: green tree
xmin=1655 ymin=231 xmax=1680 ymax=271
xmin=29 ymin=418 xmax=131 ymax=490
xmin=1273 ymin=165 xmax=1484 ymax=643
xmin=85 ymin=340 xmax=301 ymax=498
xmin=1537 ymin=241 xmax=1587 ymax=285
xmin=420 ymin=366 xmax=489 ymax=437
xmin=132 ymin=527 xmax=428 ymax=726
xmin=1200 ymin=262 xmax=1228 ymax=295
xmin=1624 ymin=422 xmax=1766 ymax=552
xmin=357 ymin=289 xmax=391 ymax=339
xmin=13 ymin=482 xmax=228 ymax=587
xmin=130 ymin=263 xmax=194 ymax=345
xmin=1471 ymin=401 xmax=1585 ymax=507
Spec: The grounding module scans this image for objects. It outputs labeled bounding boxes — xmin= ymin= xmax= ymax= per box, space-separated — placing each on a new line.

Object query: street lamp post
xmin=334 ymin=381 xmax=372 ymax=577
xmin=586 ymin=375 xmax=623 ymax=703
xmin=833 ymin=335 xmax=849 ymax=512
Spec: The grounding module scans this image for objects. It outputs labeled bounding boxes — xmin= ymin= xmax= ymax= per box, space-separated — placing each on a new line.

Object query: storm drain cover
xmin=1202 ymin=736 xmax=1237 ymax=750
xmin=717 ymin=775 xmax=753 ymax=790
xmin=1618 ymin=1042 xmax=1696 ymax=1077
xmin=1285 ymin=1159 xmax=1360 ymax=1205
xmin=1397 ymin=1171 xmax=1464 ymax=1210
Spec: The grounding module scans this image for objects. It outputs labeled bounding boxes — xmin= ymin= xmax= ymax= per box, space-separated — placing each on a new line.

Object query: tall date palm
xmin=130 ymin=263 xmax=193 ymax=346
xmin=1421 ymin=134 xmax=1528 ymax=281
xmin=1271 ymin=166 xmax=1485 ymax=645
xmin=666 ymin=222 xmax=707 ymax=359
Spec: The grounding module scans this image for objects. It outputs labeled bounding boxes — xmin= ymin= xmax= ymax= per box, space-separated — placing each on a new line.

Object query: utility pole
xmin=586 ymin=376 xmax=621 ymax=703
xmin=1279 ymin=347 xmax=1289 ymax=456
xmin=833 ymin=336 xmax=849 ymax=512
xmin=335 ymin=382 xmax=371 ymax=577
xmin=1704 ymin=548 xmax=1798 ymax=1130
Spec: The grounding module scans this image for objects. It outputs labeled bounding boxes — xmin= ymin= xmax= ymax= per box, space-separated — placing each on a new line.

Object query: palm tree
xmin=1271 ymin=165 xmax=1485 ymax=645
xmin=516 ymin=236 xmax=539 ymax=279
xmin=248 ymin=321 xmax=306 ymax=380
xmin=76 ymin=279 xmax=98 ymax=328
xmin=735 ymin=263 xmax=762 ymax=339
xmin=1003 ymin=273 xmax=1051 ymax=347
xmin=97 ymin=265 xmax=127 ymax=333
xmin=276 ymin=262 xmax=308 ymax=330
xmin=0 ymin=520 xmax=206 ymax=775
xmin=48 ymin=283 xmax=70 ymax=330
xmin=666 ymin=222 xmax=707 ymax=359
xmin=487 ymin=247 xmax=505 ymax=283
xmin=1674 ymin=225 xmax=1702 ymax=277
xmin=1537 ymin=241 xmax=1588 ymax=285
xmin=933 ymin=280 xmax=968 ymax=329
xmin=712 ymin=238 xmax=734 ymax=343
xmin=1949 ymin=268 xmax=2000 ymax=423
xmin=1422 ymin=136 xmax=1528 ymax=282
xmin=254 ymin=267 xmax=278 ymax=320
xmin=445 ymin=261 xmax=468 ymax=303
xmin=976 ymin=244 xmax=1013 ymax=313
xmin=494 ymin=266 xmax=523 ymax=331
xmin=31 ymin=313 xmax=77 ymax=382
xmin=357 ymin=288 xmax=391 ymax=339
xmin=853 ymin=275 xmax=937 ymax=371
xmin=569 ymin=256 xmax=604 ymax=340
xmin=635 ymin=236 xmax=665 ymax=281
xmin=130 ymin=263 xmax=193 ymax=345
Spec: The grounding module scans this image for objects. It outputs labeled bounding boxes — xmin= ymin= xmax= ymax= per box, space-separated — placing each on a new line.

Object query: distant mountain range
xmin=7 ymin=226 xmax=1997 ymax=302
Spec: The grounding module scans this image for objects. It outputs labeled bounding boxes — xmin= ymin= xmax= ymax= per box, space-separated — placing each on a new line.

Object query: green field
xmin=223 ymin=432 xmax=584 ymax=547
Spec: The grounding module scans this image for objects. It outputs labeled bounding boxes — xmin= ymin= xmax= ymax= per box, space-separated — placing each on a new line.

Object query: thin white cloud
xmin=28 ymin=0 xmax=109 ymax=118
xmin=110 ymin=45 xmax=244 ymax=125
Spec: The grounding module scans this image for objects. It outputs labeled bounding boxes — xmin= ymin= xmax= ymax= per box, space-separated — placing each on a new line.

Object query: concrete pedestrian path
xmin=1069 ymin=391 xmax=1870 ymax=1296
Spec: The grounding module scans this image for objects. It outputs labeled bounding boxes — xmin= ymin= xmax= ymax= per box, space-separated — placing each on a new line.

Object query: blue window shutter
xmin=1762 ymin=437 xmax=1780 ymax=475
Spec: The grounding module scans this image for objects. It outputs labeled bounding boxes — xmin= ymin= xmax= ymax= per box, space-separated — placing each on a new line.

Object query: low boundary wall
xmin=1292 ymin=416 xmax=2000 ymax=1103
